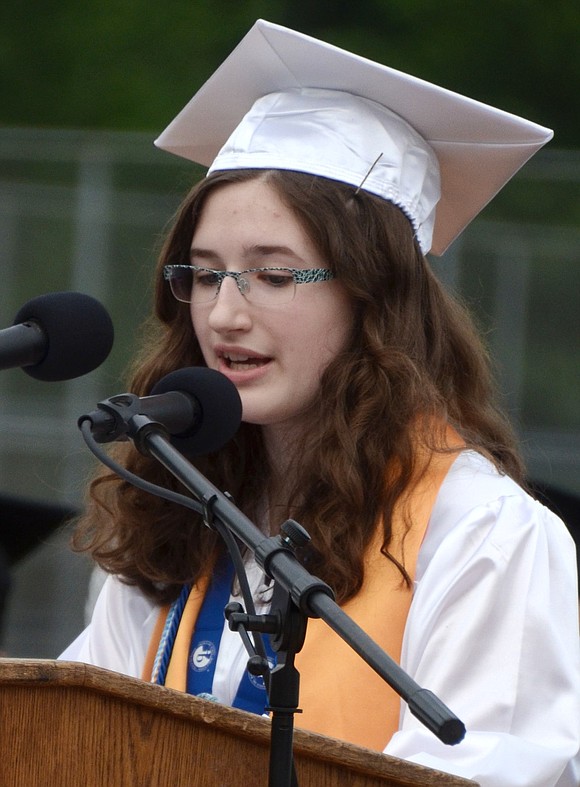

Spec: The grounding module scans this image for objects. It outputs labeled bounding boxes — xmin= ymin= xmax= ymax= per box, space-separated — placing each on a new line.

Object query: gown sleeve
xmin=385 ymin=453 xmax=580 ymax=787
xmin=59 ymin=573 xmax=159 ymax=679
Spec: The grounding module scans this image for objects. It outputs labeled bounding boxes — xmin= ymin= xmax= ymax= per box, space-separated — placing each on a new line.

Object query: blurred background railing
xmin=1 ymin=128 xmax=579 ymax=658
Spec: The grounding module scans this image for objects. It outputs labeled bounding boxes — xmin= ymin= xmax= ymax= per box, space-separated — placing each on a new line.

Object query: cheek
xmin=190 ymin=307 xmax=209 ymax=353
xmin=190 ymin=304 xmax=203 ymax=334
xmin=290 ymin=311 xmax=352 ymax=379
xmin=311 ymin=297 xmax=354 ymax=356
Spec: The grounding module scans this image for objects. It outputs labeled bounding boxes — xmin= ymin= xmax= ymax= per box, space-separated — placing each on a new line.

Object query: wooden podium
xmin=0 ymin=659 xmax=477 ymax=786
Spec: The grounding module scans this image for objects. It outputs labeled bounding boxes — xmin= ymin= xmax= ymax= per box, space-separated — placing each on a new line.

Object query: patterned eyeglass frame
xmin=163 ymin=265 xmax=335 ymax=302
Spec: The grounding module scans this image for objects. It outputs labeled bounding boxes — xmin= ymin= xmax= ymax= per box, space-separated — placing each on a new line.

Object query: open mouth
xmin=220 ymin=352 xmax=270 ymax=371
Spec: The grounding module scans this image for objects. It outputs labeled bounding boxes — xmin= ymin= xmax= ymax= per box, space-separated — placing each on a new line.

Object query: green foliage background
xmin=1 ymin=1 xmax=578 ymax=145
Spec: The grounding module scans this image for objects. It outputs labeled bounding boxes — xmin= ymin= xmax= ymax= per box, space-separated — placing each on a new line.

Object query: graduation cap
xmin=155 ymin=19 xmax=553 ymax=256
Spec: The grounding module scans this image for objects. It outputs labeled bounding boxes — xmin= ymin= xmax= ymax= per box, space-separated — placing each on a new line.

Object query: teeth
xmin=222 ymin=352 xmax=266 ymax=370
xmin=225 ymin=353 xmax=252 ymax=362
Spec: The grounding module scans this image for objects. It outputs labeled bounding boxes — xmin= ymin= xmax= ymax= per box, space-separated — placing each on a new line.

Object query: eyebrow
xmin=189 ymin=247 xmax=221 ymax=264
xmin=189 ymin=244 xmax=305 ymax=265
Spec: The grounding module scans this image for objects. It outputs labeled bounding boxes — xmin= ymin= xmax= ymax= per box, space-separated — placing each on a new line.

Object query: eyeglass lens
xmin=169 ymin=268 xmax=297 ymax=305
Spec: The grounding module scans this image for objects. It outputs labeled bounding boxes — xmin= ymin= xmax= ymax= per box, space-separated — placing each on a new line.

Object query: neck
xmin=260 ymin=423 xmax=303 ymax=533
xmin=262 ymin=423 xmax=299 ymax=481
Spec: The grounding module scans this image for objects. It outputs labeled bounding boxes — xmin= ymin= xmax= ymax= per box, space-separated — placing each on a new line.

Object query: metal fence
xmin=1 ymin=128 xmax=579 ymax=657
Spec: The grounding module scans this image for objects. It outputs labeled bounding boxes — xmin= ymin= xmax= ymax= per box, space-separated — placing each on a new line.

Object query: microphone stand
xmin=81 ymin=409 xmax=466 ymax=787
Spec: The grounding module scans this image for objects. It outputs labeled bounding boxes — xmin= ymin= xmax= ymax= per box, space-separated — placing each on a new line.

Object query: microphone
xmin=80 ymin=367 xmax=242 ymax=456
xmin=0 ymin=291 xmax=114 ymax=381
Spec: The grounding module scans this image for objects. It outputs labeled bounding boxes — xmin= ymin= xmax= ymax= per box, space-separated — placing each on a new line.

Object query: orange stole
xmin=142 ymin=446 xmax=459 ymax=751
xmin=294 ymin=539 xmax=413 ymax=750
xmin=142 ymin=578 xmax=210 ymax=693
xmin=294 ymin=449 xmax=453 ymax=751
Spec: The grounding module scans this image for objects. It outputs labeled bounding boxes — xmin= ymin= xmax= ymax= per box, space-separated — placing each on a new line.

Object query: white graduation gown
xmin=60 ymin=451 xmax=580 ymax=786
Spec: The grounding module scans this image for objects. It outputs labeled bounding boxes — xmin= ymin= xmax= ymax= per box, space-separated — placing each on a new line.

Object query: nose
xmin=206 ymin=275 xmax=252 ymax=333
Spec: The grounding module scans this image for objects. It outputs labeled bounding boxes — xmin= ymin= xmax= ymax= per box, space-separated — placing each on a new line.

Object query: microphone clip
xmin=79 ymin=393 xmax=169 ymax=449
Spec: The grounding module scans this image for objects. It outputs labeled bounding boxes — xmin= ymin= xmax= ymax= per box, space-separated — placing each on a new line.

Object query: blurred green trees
xmin=1 ymin=1 xmax=578 ymax=145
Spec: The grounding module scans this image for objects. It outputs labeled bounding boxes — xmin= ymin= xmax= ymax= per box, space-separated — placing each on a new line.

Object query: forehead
xmin=197 ymin=177 xmax=287 ymax=217
xmin=191 ymin=178 xmax=317 ymax=249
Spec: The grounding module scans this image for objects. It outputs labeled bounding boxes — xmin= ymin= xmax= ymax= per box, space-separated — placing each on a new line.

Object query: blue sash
xmin=186 ymin=557 xmax=276 ymax=714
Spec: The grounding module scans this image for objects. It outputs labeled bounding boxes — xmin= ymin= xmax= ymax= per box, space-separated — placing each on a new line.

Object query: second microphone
xmin=79 ymin=367 xmax=242 ymax=456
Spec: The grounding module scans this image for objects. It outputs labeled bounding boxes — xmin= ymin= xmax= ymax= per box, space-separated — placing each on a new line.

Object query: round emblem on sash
xmin=191 ymin=640 xmax=217 ymax=672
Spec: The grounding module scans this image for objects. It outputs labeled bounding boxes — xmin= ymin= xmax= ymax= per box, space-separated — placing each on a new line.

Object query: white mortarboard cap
xmin=155 ymin=19 xmax=553 ymax=256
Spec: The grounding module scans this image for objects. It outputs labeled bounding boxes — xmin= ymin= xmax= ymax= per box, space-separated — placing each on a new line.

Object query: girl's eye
xmin=195 ymin=270 xmax=221 ymax=287
xmin=257 ymin=271 xmax=294 ymax=287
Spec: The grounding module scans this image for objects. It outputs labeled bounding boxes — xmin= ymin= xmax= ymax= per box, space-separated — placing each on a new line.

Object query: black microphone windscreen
xmin=150 ymin=367 xmax=242 ymax=456
xmin=14 ymin=292 xmax=114 ymax=382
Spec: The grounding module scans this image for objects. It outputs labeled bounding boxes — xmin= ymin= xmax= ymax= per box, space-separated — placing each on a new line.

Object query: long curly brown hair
xmin=73 ymin=168 xmax=524 ymax=605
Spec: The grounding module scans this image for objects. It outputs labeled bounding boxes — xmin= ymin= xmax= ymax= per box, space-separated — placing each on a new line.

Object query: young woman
xmin=61 ymin=21 xmax=579 ymax=786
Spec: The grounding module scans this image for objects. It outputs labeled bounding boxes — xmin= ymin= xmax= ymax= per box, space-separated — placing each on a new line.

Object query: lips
xmin=217 ymin=348 xmax=271 ymax=371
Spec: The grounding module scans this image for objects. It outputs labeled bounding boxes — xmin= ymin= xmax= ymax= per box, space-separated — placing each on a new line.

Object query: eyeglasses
xmin=163 ymin=265 xmax=335 ymax=306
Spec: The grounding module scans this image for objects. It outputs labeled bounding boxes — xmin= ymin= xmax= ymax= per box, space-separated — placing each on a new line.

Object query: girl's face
xmin=190 ymin=178 xmax=354 ymax=441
